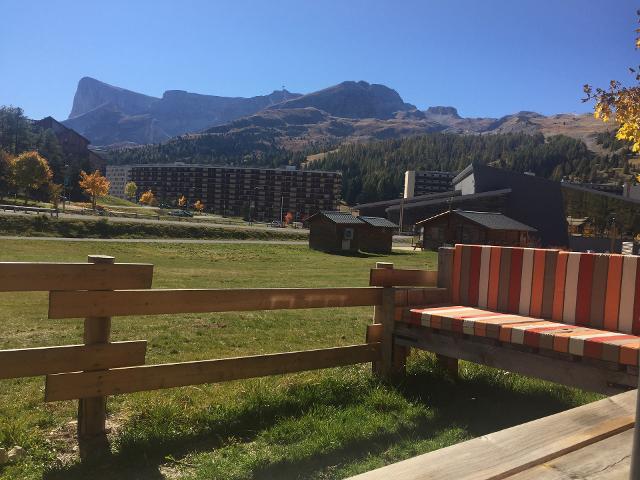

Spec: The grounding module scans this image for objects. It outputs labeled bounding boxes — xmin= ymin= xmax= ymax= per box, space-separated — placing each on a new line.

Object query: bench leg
xmin=436 ymin=354 xmax=458 ymax=378
xmin=393 ymin=344 xmax=408 ymax=375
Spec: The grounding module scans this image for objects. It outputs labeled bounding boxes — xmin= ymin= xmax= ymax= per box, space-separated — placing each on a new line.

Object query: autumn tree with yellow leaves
xmin=193 ymin=200 xmax=204 ymax=212
xmin=178 ymin=195 xmax=187 ymax=208
xmin=139 ymin=190 xmax=157 ymax=206
xmin=12 ymin=151 xmax=53 ymax=204
xmin=584 ymin=11 xmax=640 ymax=152
xmin=79 ymin=170 xmax=110 ymax=210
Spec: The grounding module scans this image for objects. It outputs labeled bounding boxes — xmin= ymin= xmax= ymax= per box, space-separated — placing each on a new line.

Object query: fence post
xmin=436 ymin=247 xmax=458 ymax=377
xmin=78 ymin=254 xmax=114 ymax=457
xmin=371 ymin=262 xmax=405 ymax=379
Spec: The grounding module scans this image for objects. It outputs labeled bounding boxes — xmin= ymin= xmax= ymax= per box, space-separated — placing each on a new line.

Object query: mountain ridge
xmin=64 ymin=77 xmax=611 ymax=153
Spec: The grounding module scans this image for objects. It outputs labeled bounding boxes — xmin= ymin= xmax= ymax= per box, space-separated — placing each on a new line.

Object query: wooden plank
xmin=48 ymin=287 xmax=384 ymax=318
xmin=45 ymin=343 xmax=381 ymax=401
xmin=509 ymin=428 xmax=632 ymax=479
xmin=347 ymin=389 xmax=636 ymax=480
xmin=370 ymin=268 xmax=438 ymax=287
xmin=394 ymin=326 xmax=637 ymax=394
xmin=0 ymin=262 xmax=154 ymax=291
xmin=0 ymin=341 xmax=147 ymax=379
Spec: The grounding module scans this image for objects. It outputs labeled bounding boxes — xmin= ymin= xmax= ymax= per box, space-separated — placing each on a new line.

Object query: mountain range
xmin=63 ymin=77 xmax=610 ymax=153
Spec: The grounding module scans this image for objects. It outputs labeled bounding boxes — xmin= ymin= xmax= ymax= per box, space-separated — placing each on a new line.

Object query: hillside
xmin=309 ymin=132 xmax=634 ymax=204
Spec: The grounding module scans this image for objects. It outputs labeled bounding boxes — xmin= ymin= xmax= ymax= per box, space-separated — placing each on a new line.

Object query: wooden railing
xmin=0 ymin=257 xmax=447 ymax=458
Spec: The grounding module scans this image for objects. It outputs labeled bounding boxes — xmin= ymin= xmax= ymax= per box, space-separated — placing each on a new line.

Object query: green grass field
xmin=0 ymin=241 xmax=600 ymax=480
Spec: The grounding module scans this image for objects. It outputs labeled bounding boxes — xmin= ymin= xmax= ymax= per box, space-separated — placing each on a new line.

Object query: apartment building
xmin=403 ymin=170 xmax=456 ymax=198
xmin=107 ymin=163 xmax=341 ymax=221
xmin=105 ymin=165 xmax=132 ymax=199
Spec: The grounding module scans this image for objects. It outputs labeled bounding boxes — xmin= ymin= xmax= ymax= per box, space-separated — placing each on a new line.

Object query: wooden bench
xmin=392 ymin=245 xmax=640 ymax=394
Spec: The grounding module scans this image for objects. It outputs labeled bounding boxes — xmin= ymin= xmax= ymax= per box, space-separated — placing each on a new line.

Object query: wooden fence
xmin=0 ymin=256 xmax=447 ymax=457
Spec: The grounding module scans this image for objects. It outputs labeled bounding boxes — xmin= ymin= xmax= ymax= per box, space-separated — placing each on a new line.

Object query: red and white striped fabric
xmin=400 ymin=245 xmax=640 ymax=366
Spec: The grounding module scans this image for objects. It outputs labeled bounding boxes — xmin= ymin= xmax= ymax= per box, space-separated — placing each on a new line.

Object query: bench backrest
xmin=451 ymin=244 xmax=640 ymax=334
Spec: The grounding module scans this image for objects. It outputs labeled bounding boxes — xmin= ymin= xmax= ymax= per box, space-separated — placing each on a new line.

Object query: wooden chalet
xmin=416 ymin=209 xmax=536 ymax=250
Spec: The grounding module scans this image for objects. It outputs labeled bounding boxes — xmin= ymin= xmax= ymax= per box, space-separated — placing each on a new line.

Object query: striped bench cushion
xmin=451 ymin=245 xmax=640 ymax=334
xmin=407 ymin=305 xmax=640 ymax=366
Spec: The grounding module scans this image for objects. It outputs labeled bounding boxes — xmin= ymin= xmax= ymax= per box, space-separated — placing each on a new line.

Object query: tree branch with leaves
xmin=584 ymin=11 xmax=640 ymax=152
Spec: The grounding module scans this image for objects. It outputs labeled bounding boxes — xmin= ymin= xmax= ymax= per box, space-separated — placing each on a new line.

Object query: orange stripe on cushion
xmin=575 ymin=253 xmax=596 ymax=326
xmin=604 ymin=254 xmax=623 ymax=331
xmin=508 ymin=248 xmax=524 ymax=313
xmin=488 ymin=246 xmax=502 ymax=310
xmin=452 ymin=244 xmax=463 ymax=303
xmin=583 ymin=334 xmax=637 ymax=360
xmin=519 ymin=249 xmax=534 ymax=315
xmin=619 ymin=341 xmax=640 ymax=366
xmin=551 ymin=327 xmax=594 ymax=353
xmin=497 ymin=248 xmax=512 ymax=312
xmin=589 ymin=255 xmax=608 ymax=329
xmin=552 ymin=252 xmax=568 ymax=321
xmin=459 ymin=245 xmax=472 ymax=306
xmin=634 ymin=263 xmax=640 ymax=335
xmin=529 ymin=249 xmax=547 ymax=318
xmin=619 ymin=256 xmax=639 ymax=333
xmin=562 ymin=253 xmax=581 ymax=324
xmin=523 ymin=324 xmax=575 ymax=348
xmin=541 ymin=250 xmax=558 ymax=319
xmin=478 ymin=246 xmax=491 ymax=308
xmin=499 ymin=321 xmax=547 ymax=343
xmin=468 ymin=245 xmax=482 ymax=306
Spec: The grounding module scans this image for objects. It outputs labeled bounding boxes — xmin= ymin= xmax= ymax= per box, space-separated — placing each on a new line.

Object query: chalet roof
xmin=308 ymin=211 xmax=364 ymax=225
xmin=359 ymin=216 xmax=398 ymax=228
xmin=417 ymin=209 xmax=537 ymax=232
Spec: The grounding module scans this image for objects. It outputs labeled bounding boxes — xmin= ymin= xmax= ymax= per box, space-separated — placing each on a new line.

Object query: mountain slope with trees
xmin=310 ymin=132 xmax=633 ymax=204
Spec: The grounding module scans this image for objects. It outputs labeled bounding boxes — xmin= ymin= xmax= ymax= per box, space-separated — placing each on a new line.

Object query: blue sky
xmin=1 ymin=0 xmax=638 ymax=120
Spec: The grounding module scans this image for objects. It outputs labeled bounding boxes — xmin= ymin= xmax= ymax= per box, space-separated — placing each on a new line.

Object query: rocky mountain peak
xmin=425 ymin=106 xmax=460 ymax=118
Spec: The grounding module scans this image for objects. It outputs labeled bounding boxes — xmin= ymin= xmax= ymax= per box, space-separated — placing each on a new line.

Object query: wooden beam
xmin=45 ymin=343 xmax=381 ymax=401
xmin=394 ymin=326 xmax=637 ymax=394
xmin=369 ymin=268 xmax=438 ymax=287
xmin=48 ymin=287 xmax=384 ymax=319
xmin=0 ymin=341 xmax=147 ymax=379
xmin=346 ymin=389 xmax=636 ymax=480
xmin=0 ymin=262 xmax=154 ymax=291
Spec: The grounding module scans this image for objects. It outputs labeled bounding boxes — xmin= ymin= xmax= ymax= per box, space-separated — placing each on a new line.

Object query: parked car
xmin=168 ymin=210 xmax=193 ymax=218
xmin=270 ymin=220 xmax=284 ymax=228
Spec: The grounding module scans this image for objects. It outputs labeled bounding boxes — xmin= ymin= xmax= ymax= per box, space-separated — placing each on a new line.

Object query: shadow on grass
xmin=44 ymin=355 xmax=591 ymax=480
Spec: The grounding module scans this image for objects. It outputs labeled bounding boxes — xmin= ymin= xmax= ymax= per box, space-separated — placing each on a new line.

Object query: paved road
xmin=0 ymin=210 xmax=309 ymax=236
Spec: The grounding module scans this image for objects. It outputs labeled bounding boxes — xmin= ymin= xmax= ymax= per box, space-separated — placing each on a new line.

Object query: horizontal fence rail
xmin=0 ymin=341 xmax=147 ymax=379
xmin=369 ymin=268 xmax=438 ymax=287
xmin=0 ymin=262 xmax=154 ymax=291
xmin=49 ymin=287 xmax=384 ymax=318
xmin=45 ymin=343 xmax=382 ymax=401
